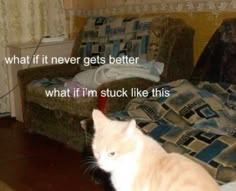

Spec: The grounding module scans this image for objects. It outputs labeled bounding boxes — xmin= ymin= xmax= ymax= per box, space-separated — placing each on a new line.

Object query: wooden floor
xmin=0 ymin=117 xmax=105 ymax=191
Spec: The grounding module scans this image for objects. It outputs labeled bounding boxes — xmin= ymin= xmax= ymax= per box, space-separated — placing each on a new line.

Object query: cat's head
xmin=92 ymin=109 xmax=141 ymax=173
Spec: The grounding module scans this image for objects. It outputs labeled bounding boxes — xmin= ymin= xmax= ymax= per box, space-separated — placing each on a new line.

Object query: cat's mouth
xmin=97 ymin=162 xmax=107 ymax=171
xmin=97 ymin=161 xmax=112 ymax=173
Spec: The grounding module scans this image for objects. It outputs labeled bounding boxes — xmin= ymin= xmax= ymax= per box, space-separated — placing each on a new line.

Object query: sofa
xmin=18 ymin=16 xmax=194 ymax=151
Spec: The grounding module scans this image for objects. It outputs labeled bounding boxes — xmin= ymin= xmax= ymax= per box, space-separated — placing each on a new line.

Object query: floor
xmin=0 ymin=117 xmax=105 ymax=191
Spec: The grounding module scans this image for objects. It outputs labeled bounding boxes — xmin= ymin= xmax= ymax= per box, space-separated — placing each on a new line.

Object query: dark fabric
xmin=191 ymin=18 xmax=236 ymax=84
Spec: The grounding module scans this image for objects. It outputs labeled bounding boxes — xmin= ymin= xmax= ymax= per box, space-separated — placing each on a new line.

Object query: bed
xmin=105 ymin=18 xmax=236 ymax=187
xmin=111 ymin=79 xmax=236 ymax=185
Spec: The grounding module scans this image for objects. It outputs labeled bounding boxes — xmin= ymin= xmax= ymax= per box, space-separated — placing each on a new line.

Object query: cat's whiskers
xmin=84 ymin=134 xmax=94 ymax=144
xmin=82 ymin=156 xmax=96 ymax=167
xmin=83 ymin=159 xmax=102 ymax=183
xmin=84 ymin=162 xmax=98 ymax=175
xmin=83 ymin=156 xmax=99 ymax=176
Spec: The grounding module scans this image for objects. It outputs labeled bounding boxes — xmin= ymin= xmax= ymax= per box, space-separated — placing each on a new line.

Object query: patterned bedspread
xmin=111 ymin=79 xmax=236 ymax=184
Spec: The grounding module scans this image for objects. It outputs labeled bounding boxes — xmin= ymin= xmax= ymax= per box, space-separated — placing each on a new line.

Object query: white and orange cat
xmin=92 ymin=109 xmax=220 ymax=191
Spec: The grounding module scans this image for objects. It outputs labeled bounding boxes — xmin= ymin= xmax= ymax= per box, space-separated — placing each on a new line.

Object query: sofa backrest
xmin=71 ymin=16 xmax=194 ymax=81
xmin=73 ymin=17 xmax=153 ymax=67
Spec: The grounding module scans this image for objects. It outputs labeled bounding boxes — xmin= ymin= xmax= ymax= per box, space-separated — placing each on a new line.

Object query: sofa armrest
xmin=18 ymin=64 xmax=80 ymax=86
xmin=17 ymin=64 xmax=80 ymax=123
xmin=18 ymin=64 xmax=80 ymax=96
xmin=147 ymin=17 xmax=194 ymax=82
xmin=18 ymin=64 xmax=80 ymax=97
xmin=96 ymin=78 xmax=157 ymax=114
xmin=159 ymin=25 xmax=194 ymax=82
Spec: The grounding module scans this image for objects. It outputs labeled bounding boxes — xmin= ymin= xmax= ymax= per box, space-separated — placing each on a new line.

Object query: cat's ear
xmin=125 ymin=119 xmax=137 ymax=136
xmin=92 ymin=109 xmax=109 ymax=130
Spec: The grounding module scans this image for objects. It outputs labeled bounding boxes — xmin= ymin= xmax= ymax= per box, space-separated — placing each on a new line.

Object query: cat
xmin=92 ymin=109 xmax=220 ymax=191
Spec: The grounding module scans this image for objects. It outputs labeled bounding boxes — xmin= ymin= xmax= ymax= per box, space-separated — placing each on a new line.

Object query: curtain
xmin=0 ymin=0 xmax=66 ymax=113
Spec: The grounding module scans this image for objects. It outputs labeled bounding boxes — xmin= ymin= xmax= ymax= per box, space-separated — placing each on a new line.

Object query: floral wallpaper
xmin=71 ymin=0 xmax=236 ymax=15
xmin=0 ymin=0 xmax=66 ymax=114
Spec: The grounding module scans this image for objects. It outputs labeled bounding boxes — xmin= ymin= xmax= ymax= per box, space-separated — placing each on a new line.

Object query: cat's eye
xmin=109 ymin=152 xmax=116 ymax=157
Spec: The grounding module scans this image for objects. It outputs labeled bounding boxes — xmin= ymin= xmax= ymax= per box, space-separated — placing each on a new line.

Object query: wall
xmin=0 ymin=0 xmax=65 ymax=114
xmin=64 ymin=0 xmax=236 ymax=63
xmin=63 ymin=0 xmax=91 ymax=10
xmin=63 ymin=0 xmax=88 ymax=38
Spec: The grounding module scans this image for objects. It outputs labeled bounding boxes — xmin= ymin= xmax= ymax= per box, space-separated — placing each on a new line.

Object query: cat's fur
xmin=92 ymin=109 xmax=220 ymax=191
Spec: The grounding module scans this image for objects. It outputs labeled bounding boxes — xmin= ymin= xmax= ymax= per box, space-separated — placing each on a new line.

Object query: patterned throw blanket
xmin=125 ymin=79 xmax=236 ymax=136
xmin=111 ymin=79 xmax=236 ymax=184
